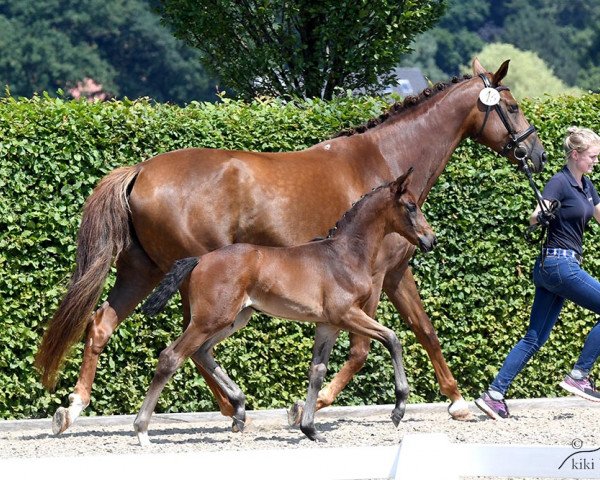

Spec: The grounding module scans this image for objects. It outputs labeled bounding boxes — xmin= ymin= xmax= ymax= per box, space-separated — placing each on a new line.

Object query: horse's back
xmin=127 ymin=146 xmax=380 ymax=270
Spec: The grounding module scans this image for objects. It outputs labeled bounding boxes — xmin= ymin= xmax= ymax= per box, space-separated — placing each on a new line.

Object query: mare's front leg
xmin=54 ymin=244 xmax=163 ymax=435
xmin=299 ymin=324 xmax=339 ymax=442
xmin=383 ymin=267 xmax=472 ymax=421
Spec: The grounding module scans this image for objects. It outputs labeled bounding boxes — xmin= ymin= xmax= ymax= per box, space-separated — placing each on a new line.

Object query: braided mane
xmin=333 ymin=75 xmax=472 ymax=138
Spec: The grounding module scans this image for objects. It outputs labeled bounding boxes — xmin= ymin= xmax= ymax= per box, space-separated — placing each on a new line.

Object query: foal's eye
xmin=406 ymin=202 xmax=417 ymax=213
xmin=508 ymin=104 xmax=519 ymax=113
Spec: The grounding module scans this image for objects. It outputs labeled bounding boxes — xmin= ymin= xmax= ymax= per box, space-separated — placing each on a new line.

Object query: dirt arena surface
xmin=0 ymin=396 xmax=598 ymax=462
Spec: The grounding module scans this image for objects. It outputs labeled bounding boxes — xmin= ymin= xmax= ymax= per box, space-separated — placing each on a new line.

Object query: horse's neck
xmin=364 ymin=81 xmax=477 ymax=203
xmin=334 ymin=195 xmax=390 ymax=268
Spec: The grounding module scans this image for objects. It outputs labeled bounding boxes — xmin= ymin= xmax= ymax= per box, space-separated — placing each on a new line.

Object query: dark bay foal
xmin=136 ymin=168 xmax=436 ymax=445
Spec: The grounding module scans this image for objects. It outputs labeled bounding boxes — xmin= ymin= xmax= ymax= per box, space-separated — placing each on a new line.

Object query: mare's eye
xmin=406 ymin=202 xmax=417 ymax=213
xmin=508 ymin=104 xmax=519 ymax=113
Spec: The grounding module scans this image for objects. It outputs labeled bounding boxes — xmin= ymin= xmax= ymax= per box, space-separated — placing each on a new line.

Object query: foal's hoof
xmin=231 ymin=415 xmax=246 ymax=433
xmin=448 ymin=399 xmax=474 ymax=421
xmin=301 ymin=426 xmax=326 ymax=443
xmin=287 ymin=400 xmax=305 ymax=427
xmin=390 ymin=406 xmax=405 ymax=427
xmin=137 ymin=430 xmax=151 ymax=447
xmin=52 ymin=407 xmax=70 ymax=435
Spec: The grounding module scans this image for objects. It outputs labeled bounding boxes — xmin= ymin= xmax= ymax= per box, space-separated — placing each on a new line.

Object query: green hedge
xmin=1 ymin=92 xmax=599 ymax=420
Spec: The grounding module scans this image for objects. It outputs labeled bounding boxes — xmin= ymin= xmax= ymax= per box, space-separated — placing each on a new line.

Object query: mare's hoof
xmin=231 ymin=415 xmax=246 ymax=433
xmin=448 ymin=399 xmax=474 ymax=421
xmin=287 ymin=400 xmax=305 ymax=427
xmin=52 ymin=407 xmax=70 ymax=435
xmin=391 ymin=407 xmax=405 ymax=427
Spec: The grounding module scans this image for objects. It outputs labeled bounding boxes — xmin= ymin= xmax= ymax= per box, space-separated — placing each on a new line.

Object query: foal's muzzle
xmin=418 ymin=234 xmax=437 ymax=253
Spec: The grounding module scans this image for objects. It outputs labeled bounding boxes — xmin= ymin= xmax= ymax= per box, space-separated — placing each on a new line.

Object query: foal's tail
xmin=142 ymin=257 xmax=200 ymax=317
xmin=35 ymin=165 xmax=141 ymax=390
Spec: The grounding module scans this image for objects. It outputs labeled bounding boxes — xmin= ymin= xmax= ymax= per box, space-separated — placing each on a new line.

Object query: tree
xmin=158 ymin=0 xmax=446 ymax=100
xmin=0 ymin=0 xmax=217 ymax=103
xmin=466 ymin=43 xmax=582 ymax=100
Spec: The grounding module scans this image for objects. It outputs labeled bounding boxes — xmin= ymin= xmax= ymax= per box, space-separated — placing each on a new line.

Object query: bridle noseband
xmin=474 ymin=73 xmax=537 ymax=161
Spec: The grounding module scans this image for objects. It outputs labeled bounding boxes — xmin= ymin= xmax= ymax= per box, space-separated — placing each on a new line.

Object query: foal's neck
xmin=332 ymin=195 xmax=391 ymax=269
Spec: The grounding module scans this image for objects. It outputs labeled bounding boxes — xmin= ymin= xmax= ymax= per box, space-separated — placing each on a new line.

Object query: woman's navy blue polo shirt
xmin=543 ymin=166 xmax=600 ymax=256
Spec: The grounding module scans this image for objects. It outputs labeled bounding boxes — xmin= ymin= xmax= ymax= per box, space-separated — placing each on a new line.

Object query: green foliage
xmin=464 ymin=43 xmax=583 ymax=99
xmin=405 ymin=0 xmax=600 ymax=93
xmin=158 ymin=0 xmax=445 ymax=100
xmin=0 ymin=0 xmax=215 ymax=103
xmin=1 ymin=92 xmax=600 ymax=420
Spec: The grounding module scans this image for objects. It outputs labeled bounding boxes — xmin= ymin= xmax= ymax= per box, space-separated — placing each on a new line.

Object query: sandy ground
xmin=0 ymin=397 xmax=598 ymax=479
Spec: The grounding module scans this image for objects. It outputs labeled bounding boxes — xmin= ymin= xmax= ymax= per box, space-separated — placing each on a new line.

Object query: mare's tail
xmin=142 ymin=257 xmax=200 ymax=317
xmin=35 ymin=165 xmax=141 ymax=390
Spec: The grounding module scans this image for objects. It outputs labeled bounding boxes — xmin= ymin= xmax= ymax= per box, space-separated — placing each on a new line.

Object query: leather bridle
xmin=474 ymin=73 xmax=537 ymax=162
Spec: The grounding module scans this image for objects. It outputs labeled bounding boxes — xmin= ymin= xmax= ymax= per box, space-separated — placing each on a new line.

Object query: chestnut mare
xmin=36 ymin=59 xmax=546 ymax=435
xmin=136 ymin=169 xmax=436 ymax=444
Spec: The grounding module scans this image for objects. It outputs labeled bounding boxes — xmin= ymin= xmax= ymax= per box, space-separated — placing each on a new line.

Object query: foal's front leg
xmin=341 ymin=307 xmax=409 ymax=426
xmin=299 ymin=324 xmax=339 ymax=442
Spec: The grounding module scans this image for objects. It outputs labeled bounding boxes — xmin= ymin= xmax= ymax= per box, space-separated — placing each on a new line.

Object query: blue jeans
xmin=490 ymin=254 xmax=600 ymax=396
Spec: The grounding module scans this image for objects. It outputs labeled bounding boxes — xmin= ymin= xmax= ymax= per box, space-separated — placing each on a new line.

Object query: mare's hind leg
xmin=384 ymin=267 xmax=472 ymax=421
xmin=299 ymin=324 xmax=339 ymax=442
xmin=53 ymin=243 xmax=163 ymax=435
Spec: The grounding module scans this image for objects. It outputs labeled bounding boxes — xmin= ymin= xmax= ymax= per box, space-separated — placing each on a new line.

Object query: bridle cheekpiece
xmin=475 ymin=73 xmax=537 ymax=162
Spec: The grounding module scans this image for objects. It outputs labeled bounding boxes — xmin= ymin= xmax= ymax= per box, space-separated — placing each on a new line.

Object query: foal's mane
xmin=325 ymin=181 xmax=393 ymax=239
xmin=333 ymin=74 xmax=472 ymax=138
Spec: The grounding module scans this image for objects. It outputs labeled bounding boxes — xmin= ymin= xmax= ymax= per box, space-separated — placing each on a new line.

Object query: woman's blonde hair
xmin=564 ymin=126 xmax=600 ymax=160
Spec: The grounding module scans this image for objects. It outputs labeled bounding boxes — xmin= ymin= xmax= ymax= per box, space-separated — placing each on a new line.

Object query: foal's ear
xmin=492 ymin=60 xmax=510 ymax=85
xmin=393 ymin=167 xmax=414 ymax=195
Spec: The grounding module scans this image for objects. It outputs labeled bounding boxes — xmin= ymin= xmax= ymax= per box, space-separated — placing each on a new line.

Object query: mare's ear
xmin=492 ymin=60 xmax=510 ymax=85
xmin=394 ymin=167 xmax=414 ymax=196
xmin=472 ymin=57 xmax=486 ymax=76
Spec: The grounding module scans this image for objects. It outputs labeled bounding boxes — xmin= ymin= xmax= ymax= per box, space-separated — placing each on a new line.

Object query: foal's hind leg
xmin=53 ymin=244 xmax=163 ymax=435
xmin=384 ymin=267 xmax=472 ymax=421
xmin=190 ymin=307 xmax=254 ymax=432
xmin=299 ymin=324 xmax=339 ymax=442
xmin=179 ymin=287 xmax=238 ymax=420
xmin=134 ymin=325 xmax=208 ymax=446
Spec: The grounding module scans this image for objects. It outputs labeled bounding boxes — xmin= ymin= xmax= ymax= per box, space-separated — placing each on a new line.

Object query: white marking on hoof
xmin=137 ymin=431 xmax=151 ymax=447
xmin=448 ymin=398 xmax=474 ymax=421
xmin=53 ymin=393 xmax=88 ymax=434
xmin=52 ymin=407 xmax=69 ymax=435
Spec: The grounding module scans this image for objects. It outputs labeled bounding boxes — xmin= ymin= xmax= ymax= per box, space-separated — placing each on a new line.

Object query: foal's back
xmin=188 ymin=239 xmax=372 ymax=324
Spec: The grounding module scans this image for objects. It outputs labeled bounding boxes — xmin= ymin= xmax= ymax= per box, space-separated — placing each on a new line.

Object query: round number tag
xmin=479 ymin=87 xmax=501 ymax=106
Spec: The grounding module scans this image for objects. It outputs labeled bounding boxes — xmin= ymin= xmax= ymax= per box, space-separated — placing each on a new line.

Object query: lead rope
xmin=521 ymin=159 xmax=560 ymax=265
